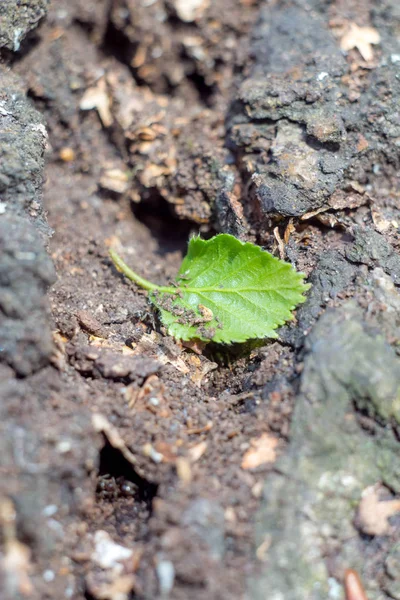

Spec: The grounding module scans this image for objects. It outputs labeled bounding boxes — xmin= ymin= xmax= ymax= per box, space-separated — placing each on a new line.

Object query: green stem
xmin=109 ymin=249 xmax=174 ymax=293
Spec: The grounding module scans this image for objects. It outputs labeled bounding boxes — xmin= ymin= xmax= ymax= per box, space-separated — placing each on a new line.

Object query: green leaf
xmin=110 ymin=234 xmax=310 ymax=344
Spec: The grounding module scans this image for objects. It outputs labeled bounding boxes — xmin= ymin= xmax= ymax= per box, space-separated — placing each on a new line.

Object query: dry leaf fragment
xmin=100 ymin=169 xmax=130 ymax=195
xmin=92 ymin=414 xmax=138 ymax=467
xmin=357 ymin=484 xmax=400 ymax=536
xmin=181 ymin=339 xmax=207 ymax=354
xmin=188 ymin=441 xmax=208 ymax=463
xmin=241 ymin=434 xmax=278 ymax=470
xmin=80 ymin=78 xmax=113 ymax=127
xmin=340 ymin=23 xmax=380 ymax=62
xmin=190 ymin=359 xmax=218 ymax=388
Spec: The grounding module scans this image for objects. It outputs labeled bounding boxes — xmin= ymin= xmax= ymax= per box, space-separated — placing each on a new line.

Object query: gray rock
xmin=0 ymin=0 xmax=49 ymax=51
xmin=384 ymin=544 xmax=400 ymax=599
xmin=280 ymin=251 xmax=356 ymax=347
xmin=228 ymin=0 xmax=400 ymax=219
xmin=182 ymin=498 xmax=226 ymax=561
xmin=0 ymin=67 xmax=51 ymax=237
xmin=0 ymin=68 xmax=55 ymax=376
xmin=251 ymin=301 xmax=400 ymax=600
xmin=0 ymin=215 xmax=56 ymax=375
xmin=346 ymin=227 xmax=400 ymax=285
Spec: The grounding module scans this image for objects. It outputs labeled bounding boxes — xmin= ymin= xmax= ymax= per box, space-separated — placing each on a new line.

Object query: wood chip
xmin=241 ymin=433 xmax=278 ymax=470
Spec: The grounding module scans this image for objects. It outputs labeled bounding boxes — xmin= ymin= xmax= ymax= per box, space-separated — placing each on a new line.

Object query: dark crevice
xmin=131 ymin=190 xmax=198 ymax=256
xmin=185 ymin=71 xmax=216 ymax=107
xmin=98 ymin=440 xmax=158 ymax=507
xmin=101 ymin=19 xmax=135 ymax=74
xmin=305 ymin=134 xmax=340 ymax=153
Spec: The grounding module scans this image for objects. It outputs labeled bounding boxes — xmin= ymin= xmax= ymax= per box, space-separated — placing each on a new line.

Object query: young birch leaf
xmin=110 ymin=234 xmax=310 ymax=344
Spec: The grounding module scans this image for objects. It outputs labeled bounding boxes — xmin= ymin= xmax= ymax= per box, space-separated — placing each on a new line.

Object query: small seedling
xmin=110 ymin=233 xmax=310 ymax=344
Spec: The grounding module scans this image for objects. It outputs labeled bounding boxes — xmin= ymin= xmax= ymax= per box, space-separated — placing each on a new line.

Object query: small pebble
xmin=59 ymin=147 xmax=76 ymax=162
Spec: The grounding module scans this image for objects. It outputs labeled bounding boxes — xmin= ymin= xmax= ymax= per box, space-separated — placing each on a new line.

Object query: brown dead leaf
xmin=340 ymin=23 xmax=380 ymax=62
xmin=181 ymin=339 xmax=207 ymax=354
xmin=241 ymin=434 xmax=278 ymax=470
xmin=357 ymin=484 xmax=400 ymax=536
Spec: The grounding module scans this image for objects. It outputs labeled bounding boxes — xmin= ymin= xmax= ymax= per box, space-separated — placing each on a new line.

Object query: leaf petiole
xmin=109 ymin=249 xmax=175 ymax=293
